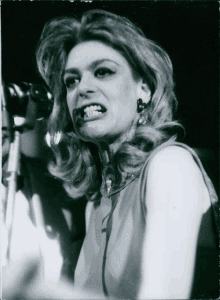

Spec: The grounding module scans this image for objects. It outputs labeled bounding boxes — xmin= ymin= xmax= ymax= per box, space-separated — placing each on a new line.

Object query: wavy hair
xmin=36 ymin=9 xmax=183 ymax=201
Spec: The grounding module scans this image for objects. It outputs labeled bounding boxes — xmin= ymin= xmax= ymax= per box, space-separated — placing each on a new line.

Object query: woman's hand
xmin=3 ymin=255 xmax=40 ymax=299
xmin=2 ymin=256 xmax=74 ymax=299
xmin=2 ymin=255 xmax=105 ymax=300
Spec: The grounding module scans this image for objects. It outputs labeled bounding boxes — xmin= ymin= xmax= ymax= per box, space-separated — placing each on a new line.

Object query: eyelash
xmin=64 ymin=77 xmax=79 ymax=89
xmin=94 ymin=68 xmax=114 ymax=78
xmin=64 ymin=68 xmax=115 ymax=89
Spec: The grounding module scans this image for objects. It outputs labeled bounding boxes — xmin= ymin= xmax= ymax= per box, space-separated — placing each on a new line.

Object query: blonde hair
xmin=36 ymin=9 xmax=183 ymax=201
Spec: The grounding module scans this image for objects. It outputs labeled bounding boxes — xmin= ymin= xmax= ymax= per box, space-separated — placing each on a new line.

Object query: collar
xmin=100 ymin=172 xmax=138 ymax=198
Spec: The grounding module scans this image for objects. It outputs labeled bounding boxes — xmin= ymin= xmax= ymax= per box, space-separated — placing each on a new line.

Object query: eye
xmin=95 ymin=68 xmax=114 ymax=78
xmin=64 ymin=77 xmax=79 ymax=89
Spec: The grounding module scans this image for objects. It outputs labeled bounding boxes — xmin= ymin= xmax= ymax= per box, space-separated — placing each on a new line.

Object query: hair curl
xmin=36 ymin=9 xmax=183 ymax=201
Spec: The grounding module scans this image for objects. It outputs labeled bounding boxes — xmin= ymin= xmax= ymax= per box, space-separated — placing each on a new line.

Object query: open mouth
xmin=73 ymin=103 xmax=107 ymax=126
xmin=80 ymin=104 xmax=106 ymax=119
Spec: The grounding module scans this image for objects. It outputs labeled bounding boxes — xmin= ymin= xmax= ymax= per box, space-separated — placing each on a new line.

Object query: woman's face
xmin=64 ymin=41 xmax=150 ymax=148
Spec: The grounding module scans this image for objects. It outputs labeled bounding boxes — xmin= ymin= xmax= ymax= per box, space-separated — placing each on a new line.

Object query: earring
xmin=137 ymin=98 xmax=147 ymax=126
xmin=137 ymin=98 xmax=148 ymax=113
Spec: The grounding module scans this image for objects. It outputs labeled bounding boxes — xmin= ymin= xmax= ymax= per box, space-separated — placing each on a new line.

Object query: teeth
xmin=84 ymin=105 xmax=102 ymax=113
xmin=84 ymin=110 xmax=102 ymax=118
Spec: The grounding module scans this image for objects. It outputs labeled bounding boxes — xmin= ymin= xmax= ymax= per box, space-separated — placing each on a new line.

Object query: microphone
xmin=29 ymin=83 xmax=53 ymax=119
xmin=2 ymin=82 xmax=53 ymax=120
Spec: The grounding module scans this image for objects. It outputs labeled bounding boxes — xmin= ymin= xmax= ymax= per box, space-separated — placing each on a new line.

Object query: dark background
xmin=2 ymin=1 xmax=219 ymax=151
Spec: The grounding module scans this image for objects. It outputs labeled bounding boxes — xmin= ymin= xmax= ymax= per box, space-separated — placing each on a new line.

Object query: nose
xmin=78 ymin=73 xmax=96 ymax=98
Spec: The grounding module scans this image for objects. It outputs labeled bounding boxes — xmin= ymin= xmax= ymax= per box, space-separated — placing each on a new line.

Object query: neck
xmin=95 ymin=117 xmax=139 ymax=171
xmin=97 ymin=122 xmax=138 ymax=168
xmin=97 ymin=142 xmax=113 ymax=193
xmin=98 ymin=142 xmax=111 ymax=167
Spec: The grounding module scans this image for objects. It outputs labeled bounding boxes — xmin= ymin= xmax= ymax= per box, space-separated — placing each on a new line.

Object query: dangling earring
xmin=46 ymin=131 xmax=62 ymax=147
xmin=137 ymin=98 xmax=148 ymax=126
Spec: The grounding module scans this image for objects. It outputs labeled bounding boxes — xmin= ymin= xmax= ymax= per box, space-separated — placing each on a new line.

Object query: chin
xmin=76 ymin=126 xmax=108 ymax=143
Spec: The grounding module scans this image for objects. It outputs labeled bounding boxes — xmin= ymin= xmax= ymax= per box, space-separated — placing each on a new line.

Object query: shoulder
xmin=150 ymin=144 xmax=195 ymax=163
xmin=148 ymin=145 xmax=202 ymax=181
xmin=146 ymin=145 xmax=207 ymax=211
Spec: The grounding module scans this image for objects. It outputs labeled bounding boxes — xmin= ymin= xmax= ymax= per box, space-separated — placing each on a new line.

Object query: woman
xmin=15 ymin=9 xmax=218 ymax=299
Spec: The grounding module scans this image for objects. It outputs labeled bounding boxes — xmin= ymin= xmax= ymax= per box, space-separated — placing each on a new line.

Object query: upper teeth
xmin=84 ymin=105 xmax=102 ymax=113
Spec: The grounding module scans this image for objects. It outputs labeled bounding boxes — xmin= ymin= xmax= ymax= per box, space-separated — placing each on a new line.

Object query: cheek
xmin=117 ymin=80 xmax=137 ymax=110
xmin=66 ymin=94 xmax=76 ymax=119
xmin=116 ymin=79 xmax=138 ymax=124
xmin=120 ymin=74 xmax=137 ymax=97
xmin=67 ymin=102 xmax=72 ymax=116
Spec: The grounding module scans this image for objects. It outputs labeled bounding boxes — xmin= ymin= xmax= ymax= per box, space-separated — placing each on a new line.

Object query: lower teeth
xmin=84 ymin=111 xmax=102 ymax=118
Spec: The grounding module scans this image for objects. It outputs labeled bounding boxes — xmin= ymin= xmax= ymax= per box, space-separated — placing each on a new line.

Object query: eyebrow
xmin=64 ymin=59 xmax=119 ymax=76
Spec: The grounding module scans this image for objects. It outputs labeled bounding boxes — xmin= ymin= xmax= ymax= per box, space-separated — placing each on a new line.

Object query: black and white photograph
xmin=1 ymin=1 xmax=219 ymax=299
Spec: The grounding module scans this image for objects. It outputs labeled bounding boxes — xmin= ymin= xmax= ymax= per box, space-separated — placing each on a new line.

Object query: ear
xmin=138 ymin=80 xmax=151 ymax=104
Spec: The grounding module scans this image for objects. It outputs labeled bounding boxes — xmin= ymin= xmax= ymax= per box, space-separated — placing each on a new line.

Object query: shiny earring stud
xmin=137 ymin=117 xmax=147 ymax=126
xmin=137 ymin=98 xmax=148 ymax=113
xmin=137 ymin=98 xmax=147 ymax=126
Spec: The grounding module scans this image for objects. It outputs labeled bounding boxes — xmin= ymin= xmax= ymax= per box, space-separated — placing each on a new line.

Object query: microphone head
xmin=30 ymin=84 xmax=53 ymax=118
xmin=2 ymin=82 xmax=54 ymax=119
xmin=3 ymin=82 xmax=31 ymax=117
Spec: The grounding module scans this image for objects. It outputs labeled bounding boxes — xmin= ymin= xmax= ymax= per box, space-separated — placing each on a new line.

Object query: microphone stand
xmin=3 ymin=83 xmax=39 ymax=262
xmin=5 ymin=130 xmax=21 ymax=261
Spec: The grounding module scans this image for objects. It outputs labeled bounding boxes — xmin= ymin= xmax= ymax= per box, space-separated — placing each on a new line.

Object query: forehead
xmin=65 ymin=40 xmax=129 ymax=69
